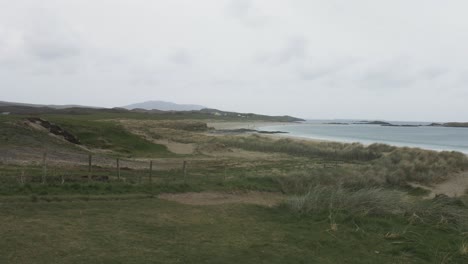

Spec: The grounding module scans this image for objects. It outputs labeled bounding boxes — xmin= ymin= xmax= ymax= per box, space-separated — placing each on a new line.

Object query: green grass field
xmin=1 ymin=112 xmax=468 ymax=263
xmin=1 ymin=197 xmax=467 ymax=264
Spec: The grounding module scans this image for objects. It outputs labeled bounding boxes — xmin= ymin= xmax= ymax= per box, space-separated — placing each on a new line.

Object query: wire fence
xmin=0 ymin=148 xmax=214 ymax=185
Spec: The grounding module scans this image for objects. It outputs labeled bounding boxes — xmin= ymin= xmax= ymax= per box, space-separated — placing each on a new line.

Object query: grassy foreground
xmin=1 ymin=112 xmax=468 ymax=263
xmin=1 ymin=197 xmax=467 ymax=264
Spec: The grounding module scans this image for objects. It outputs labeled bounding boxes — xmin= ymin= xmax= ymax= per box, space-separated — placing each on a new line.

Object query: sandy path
xmin=431 ymin=172 xmax=468 ymax=197
xmin=410 ymin=172 xmax=468 ymax=198
xmin=153 ymin=139 xmax=195 ymax=155
xmin=159 ymin=191 xmax=285 ymax=207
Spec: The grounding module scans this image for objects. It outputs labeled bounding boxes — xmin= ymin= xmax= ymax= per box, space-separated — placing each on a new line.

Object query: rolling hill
xmin=122 ymin=101 xmax=206 ymax=111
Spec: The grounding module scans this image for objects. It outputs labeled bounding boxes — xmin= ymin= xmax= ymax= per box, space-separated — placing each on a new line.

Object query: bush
xmin=287 ymin=185 xmax=407 ymax=216
xmin=274 ymin=148 xmax=468 ymax=196
xmin=368 ymin=148 xmax=468 ymax=184
xmin=217 ymin=136 xmax=468 ymax=184
xmin=274 ymin=168 xmax=383 ymax=194
xmin=286 ymin=185 xmax=468 ymax=230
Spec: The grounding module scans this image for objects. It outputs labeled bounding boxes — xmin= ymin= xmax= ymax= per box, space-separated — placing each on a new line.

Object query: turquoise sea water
xmin=260 ymin=121 xmax=468 ymax=154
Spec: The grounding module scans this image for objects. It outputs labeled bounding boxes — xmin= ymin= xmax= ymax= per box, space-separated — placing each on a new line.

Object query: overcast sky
xmin=1 ymin=0 xmax=467 ymax=121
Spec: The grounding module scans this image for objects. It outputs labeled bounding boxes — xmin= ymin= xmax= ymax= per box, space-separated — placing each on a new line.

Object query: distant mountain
xmin=200 ymin=108 xmax=305 ymax=122
xmin=0 ymin=100 xmax=304 ymax=122
xmin=122 ymin=101 xmax=206 ymax=111
xmin=0 ymin=101 xmax=101 ymax=109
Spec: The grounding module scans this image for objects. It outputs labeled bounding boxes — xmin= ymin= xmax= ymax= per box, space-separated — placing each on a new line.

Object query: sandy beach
xmin=207 ymin=121 xmax=299 ymax=130
xmin=207 ymin=121 xmax=328 ymax=143
xmin=208 ymin=122 xmax=468 ymax=155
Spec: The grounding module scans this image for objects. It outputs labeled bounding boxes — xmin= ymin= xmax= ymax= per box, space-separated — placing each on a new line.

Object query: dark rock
xmin=27 ymin=117 xmax=81 ymax=144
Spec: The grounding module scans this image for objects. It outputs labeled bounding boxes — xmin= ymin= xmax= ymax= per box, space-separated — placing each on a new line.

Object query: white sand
xmin=207 ymin=121 xmax=297 ymax=130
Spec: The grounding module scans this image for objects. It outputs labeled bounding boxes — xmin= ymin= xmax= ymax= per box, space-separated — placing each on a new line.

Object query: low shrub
xmin=287 ymin=185 xmax=407 ymax=216
xmin=271 ymin=144 xmax=468 ymax=188
xmin=217 ymin=135 xmax=382 ymax=162
xmin=368 ymin=148 xmax=468 ymax=184
xmin=286 ymin=185 xmax=468 ymax=230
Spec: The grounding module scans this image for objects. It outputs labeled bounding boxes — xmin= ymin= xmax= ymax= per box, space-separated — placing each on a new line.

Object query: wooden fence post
xmin=88 ymin=154 xmax=92 ymax=182
xmin=42 ymin=152 xmax=47 ymax=184
xmin=149 ymin=160 xmax=153 ymax=183
xmin=117 ymin=158 xmax=120 ymax=180
xmin=137 ymin=161 xmax=142 ymax=184
xmin=183 ymin=161 xmax=187 ymax=183
xmin=21 ymin=169 xmax=25 ymax=185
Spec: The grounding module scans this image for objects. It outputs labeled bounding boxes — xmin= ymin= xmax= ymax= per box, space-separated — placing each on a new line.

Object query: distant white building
xmin=1 ymin=112 xmax=10 ymax=115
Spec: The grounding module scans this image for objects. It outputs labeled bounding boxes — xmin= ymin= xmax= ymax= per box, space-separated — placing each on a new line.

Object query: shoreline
xmin=207 ymin=121 xmax=299 ymax=130
xmin=209 ymin=121 xmax=468 ymax=154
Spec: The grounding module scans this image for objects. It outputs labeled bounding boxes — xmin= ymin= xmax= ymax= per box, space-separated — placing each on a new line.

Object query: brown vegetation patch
xmin=159 ymin=191 xmax=285 ymax=207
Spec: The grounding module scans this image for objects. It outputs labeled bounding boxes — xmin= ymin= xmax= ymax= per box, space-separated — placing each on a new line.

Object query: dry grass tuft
xmin=286 ymin=185 xmax=468 ymax=230
xmin=384 ymin=232 xmax=402 ymax=240
xmin=287 ymin=185 xmax=407 ymax=217
xmin=460 ymin=241 xmax=468 ymax=255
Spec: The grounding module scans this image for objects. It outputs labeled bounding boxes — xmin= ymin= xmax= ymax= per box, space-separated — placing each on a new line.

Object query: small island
xmin=428 ymin=122 xmax=468 ymax=128
xmin=323 ymin=122 xmax=350 ymax=125
xmin=327 ymin=120 xmax=468 ymax=128
xmin=352 ymin=121 xmax=422 ymax=127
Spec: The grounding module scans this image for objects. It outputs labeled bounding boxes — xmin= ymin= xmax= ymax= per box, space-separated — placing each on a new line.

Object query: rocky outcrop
xmin=27 ymin=117 xmax=81 ymax=144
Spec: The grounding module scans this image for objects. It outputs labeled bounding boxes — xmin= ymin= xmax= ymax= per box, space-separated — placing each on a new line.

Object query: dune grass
xmin=2 ymin=114 xmax=468 ymax=263
xmin=369 ymin=147 xmax=468 ymax=184
xmin=45 ymin=118 xmax=174 ymax=157
xmin=0 ymin=117 xmax=79 ymax=150
xmin=217 ymin=135 xmax=468 ymax=186
xmin=1 ymin=197 xmax=467 ymax=264
xmin=286 ymin=185 xmax=468 ymax=230
xmin=216 ymin=135 xmax=382 ymax=161
xmin=0 ymin=116 xmax=177 ymax=157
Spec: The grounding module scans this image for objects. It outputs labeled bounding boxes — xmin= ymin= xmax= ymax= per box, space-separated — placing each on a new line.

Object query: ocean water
xmin=260 ymin=121 xmax=468 ymax=154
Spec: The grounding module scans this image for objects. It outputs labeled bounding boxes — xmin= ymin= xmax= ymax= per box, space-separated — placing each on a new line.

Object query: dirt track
xmin=410 ymin=172 xmax=468 ymax=198
xmin=159 ymin=191 xmax=285 ymax=207
xmin=430 ymin=172 xmax=468 ymax=197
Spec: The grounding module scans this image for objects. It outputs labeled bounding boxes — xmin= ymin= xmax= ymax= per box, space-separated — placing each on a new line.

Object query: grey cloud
xmin=359 ymin=70 xmax=414 ymax=90
xmin=277 ymin=37 xmax=308 ymax=64
xmin=315 ymin=59 xmax=456 ymax=94
xmin=227 ymin=0 xmax=253 ymax=19
xmin=256 ymin=38 xmax=356 ymax=82
xmin=255 ymin=37 xmax=308 ymax=65
xmin=299 ymin=57 xmax=361 ymax=81
xmin=299 ymin=66 xmax=341 ymax=81
xmin=0 ymin=27 xmax=29 ymax=69
xmin=169 ymin=50 xmax=192 ymax=65
xmin=226 ymin=0 xmax=268 ymax=27
xmin=1 ymin=1 xmax=468 ymax=121
xmin=0 ymin=9 xmax=83 ymax=77
xmin=355 ymin=59 xmax=457 ymax=91
xmin=419 ymin=68 xmax=448 ymax=80
xmin=129 ymin=77 xmax=160 ymax=87
xmin=25 ymin=22 xmax=81 ymax=61
xmin=28 ymin=40 xmax=80 ymax=61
